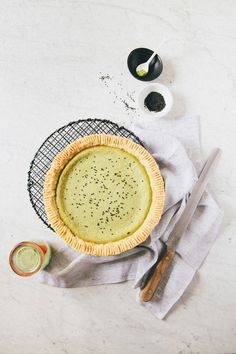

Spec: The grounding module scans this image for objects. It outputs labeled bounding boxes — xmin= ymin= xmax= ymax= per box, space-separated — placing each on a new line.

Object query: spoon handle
xmin=146 ymin=52 xmax=156 ymax=65
xmin=147 ymin=37 xmax=168 ymax=65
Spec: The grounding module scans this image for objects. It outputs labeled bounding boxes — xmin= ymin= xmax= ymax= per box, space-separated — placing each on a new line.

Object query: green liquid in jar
xmin=15 ymin=246 xmax=41 ymax=273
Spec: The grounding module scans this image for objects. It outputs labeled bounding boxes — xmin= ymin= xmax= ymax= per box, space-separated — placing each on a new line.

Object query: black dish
xmin=127 ymin=48 xmax=163 ymax=81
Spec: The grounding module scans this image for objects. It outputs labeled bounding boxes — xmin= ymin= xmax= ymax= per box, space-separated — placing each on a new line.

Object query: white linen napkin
xmin=38 ymin=115 xmax=223 ymax=319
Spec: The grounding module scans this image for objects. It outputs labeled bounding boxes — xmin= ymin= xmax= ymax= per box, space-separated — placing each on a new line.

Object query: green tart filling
xmin=56 ymin=146 xmax=152 ymax=244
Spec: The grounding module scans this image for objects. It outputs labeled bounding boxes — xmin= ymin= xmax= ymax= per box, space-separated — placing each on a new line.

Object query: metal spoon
xmin=136 ymin=38 xmax=166 ymax=77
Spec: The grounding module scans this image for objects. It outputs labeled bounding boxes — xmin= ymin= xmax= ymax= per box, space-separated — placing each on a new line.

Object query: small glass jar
xmin=9 ymin=241 xmax=51 ymax=277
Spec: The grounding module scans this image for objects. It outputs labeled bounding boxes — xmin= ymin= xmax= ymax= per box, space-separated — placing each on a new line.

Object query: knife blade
xmin=139 ymin=148 xmax=221 ymax=302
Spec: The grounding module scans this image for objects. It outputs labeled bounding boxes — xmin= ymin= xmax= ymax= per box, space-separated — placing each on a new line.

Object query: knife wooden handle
xmin=139 ymin=249 xmax=175 ymax=302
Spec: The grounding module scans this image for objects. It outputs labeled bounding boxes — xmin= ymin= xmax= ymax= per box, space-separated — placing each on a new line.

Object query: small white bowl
xmin=138 ymin=83 xmax=173 ymax=118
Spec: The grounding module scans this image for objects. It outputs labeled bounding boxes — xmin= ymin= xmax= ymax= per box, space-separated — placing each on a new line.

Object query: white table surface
xmin=1 ymin=1 xmax=236 ymax=353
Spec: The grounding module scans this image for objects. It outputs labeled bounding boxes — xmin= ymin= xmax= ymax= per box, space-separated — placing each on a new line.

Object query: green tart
xmin=44 ymin=134 xmax=164 ymax=256
xmin=56 ymin=146 xmax=152 ymax=244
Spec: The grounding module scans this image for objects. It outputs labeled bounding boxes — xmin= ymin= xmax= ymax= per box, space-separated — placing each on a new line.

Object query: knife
xmin=139 ymin=148 xmax=221 ymax=302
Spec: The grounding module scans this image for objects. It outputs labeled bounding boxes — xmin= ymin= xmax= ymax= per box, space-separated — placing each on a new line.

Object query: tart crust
xmin=43 ymin=134 xmax=165 ymax=256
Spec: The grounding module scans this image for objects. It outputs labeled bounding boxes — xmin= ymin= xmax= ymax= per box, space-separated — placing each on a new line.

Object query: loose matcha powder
xmin=136 ymin=69 xmax=147 ymax=77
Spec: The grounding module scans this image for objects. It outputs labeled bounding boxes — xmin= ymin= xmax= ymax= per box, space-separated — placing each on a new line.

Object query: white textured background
xmin=0 ymin=1 xmax=236 ymax=353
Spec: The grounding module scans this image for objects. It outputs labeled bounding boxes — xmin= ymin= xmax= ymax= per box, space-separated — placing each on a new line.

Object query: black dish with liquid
xmin=144 ymin=91 xmax=166 ymax=112
xmin=127 ymin=48 xmax=163 ymax=81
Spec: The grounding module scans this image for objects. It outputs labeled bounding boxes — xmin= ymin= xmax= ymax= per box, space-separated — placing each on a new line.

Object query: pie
xmin=44 ymin=134 xmax=164 ymax=256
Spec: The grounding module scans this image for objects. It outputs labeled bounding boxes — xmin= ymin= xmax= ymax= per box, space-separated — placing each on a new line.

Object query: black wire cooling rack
xmin=27 ymin=118 xmax=143 ymax=230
